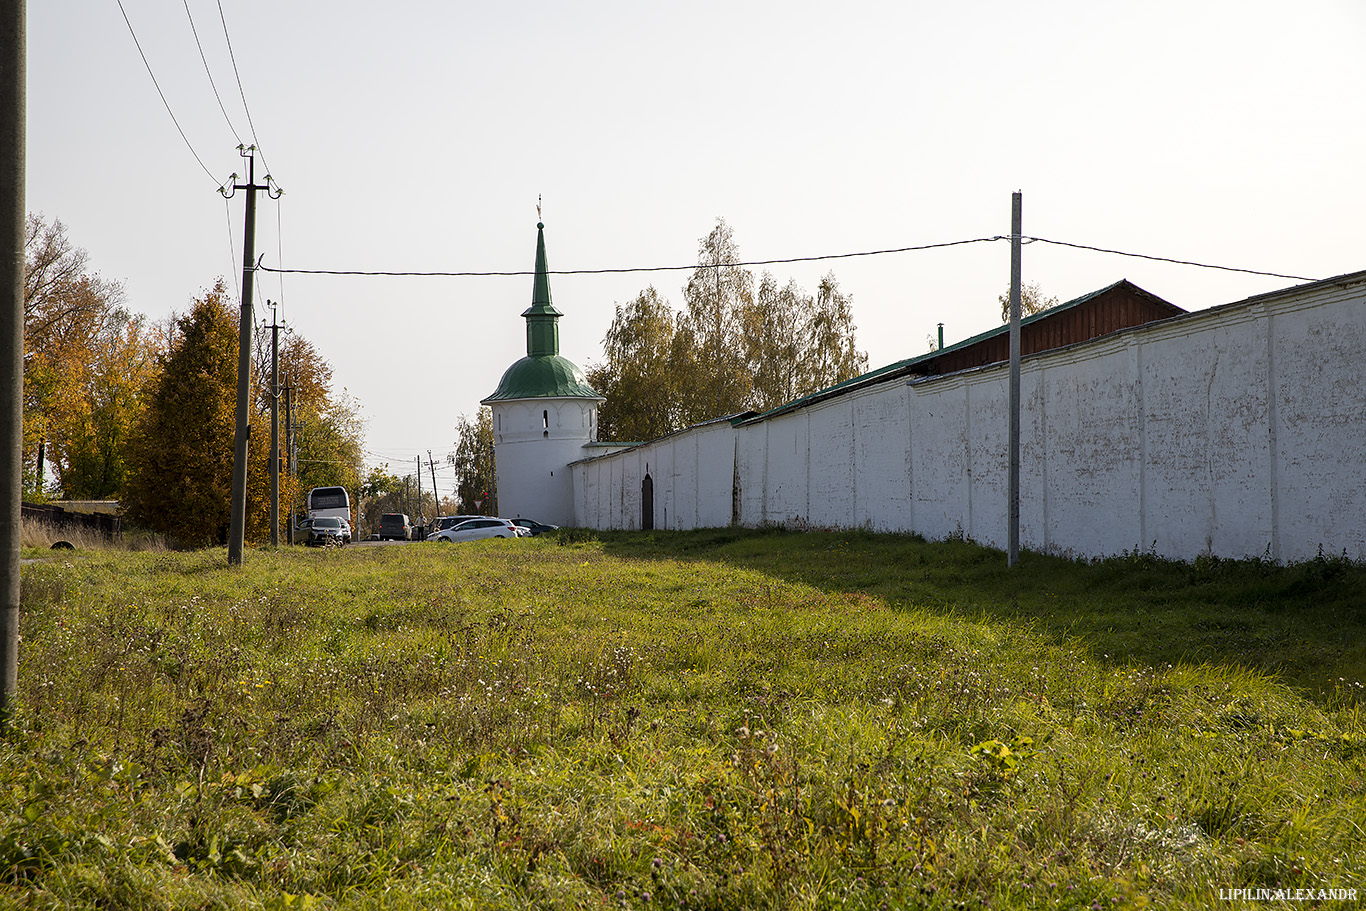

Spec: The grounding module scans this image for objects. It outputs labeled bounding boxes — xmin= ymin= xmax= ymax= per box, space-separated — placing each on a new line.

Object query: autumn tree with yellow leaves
xmin=21 ymin=214 xmax=144 ymax=499
xmin=588 ymin=219 xmax=868 ymax=442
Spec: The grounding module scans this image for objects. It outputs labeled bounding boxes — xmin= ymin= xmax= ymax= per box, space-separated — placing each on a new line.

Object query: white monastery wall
xmin=568 ymin=276 xmax=1366 ymax=562
xmin=1269 ymin=288 xmax=1366 ymax=561
xmin=734 ymin=426 xmax=765 ymax=525
xmin=574 ymin=421 xmax=736 ymax=530
xmin=853 ymin=388 xmax=914 ymax=532
xmin=694 ymin=424 xmax=738 ymax=528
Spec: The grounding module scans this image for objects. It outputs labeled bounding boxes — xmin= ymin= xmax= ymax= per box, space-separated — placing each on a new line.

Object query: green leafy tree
xmin=589 ymin=220 xmax=869 ymax=437
xmin=741 ymin=274 xmax=805 ymax=413
xmin=292 ymin=395 xmax=363 ymax=498
xmin=360 ymin=464 xmax=401 ymax=501
xmin=122 ymin=282 xmax=242 ymax=546
xmin=586 ymin=288 xmax=683 ymax=442
xmin=357 ymin=469 xmax=437 ymax=536
xmin=678 ymin=219 xmax=754 ymax=425
xmin=802 ymin=274 xmax=868 ymax=394
xmin=449 ymin=408 xmax=495 ymax=515
xmin=356 ymin=465 xmax=402 ymax=537
xmin=742 ymin=272 xmax=868 ymax=413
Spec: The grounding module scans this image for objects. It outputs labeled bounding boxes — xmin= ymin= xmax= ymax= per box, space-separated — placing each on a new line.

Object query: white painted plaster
xmin=562 ymin=275 xmax=1366 ymax=563
xmin=488 ymin=395 xmax=600 ymax=527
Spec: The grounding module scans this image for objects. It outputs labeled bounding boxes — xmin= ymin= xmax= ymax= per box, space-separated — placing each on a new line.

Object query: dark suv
xmin=301 ymin=516 xmax=351 ymax=547
xmin=378 ymin=513 xmax=412 ymax=541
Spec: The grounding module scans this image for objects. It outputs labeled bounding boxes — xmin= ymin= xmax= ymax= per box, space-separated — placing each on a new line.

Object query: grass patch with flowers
xmin=4 ymin=529 xmax=1365 ymax=909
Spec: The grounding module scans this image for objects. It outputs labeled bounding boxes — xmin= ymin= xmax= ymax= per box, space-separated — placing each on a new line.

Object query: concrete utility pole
xmin=0 ymin=0 xmax=25 ymax=725
xmin=1008 ymin=192 xmax=1023 ymax=567
xmin=284 ymin=383 xmax=294 ymax=544
xmin=223 ymin=146 xmax=280 ymax=565
xmin=428 ymin=451 xmax=438 ymax=516
xmin=267 ymin=301 xmax=282 ymax=547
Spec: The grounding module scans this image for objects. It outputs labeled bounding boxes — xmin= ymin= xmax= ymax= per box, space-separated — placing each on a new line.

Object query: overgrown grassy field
xmin=5 ymin=529 xmax=1364 ymax=909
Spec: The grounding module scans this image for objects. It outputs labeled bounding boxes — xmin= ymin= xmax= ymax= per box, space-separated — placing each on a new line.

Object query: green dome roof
xmin=484 ymin=220 xmax=602 ymax=403
xmin=483 ymin=354 xmax=602 ymax=403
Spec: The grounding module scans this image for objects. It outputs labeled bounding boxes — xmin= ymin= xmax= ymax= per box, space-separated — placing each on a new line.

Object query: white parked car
xmin=428 ymin=517 xmax=519 ymax=543
xmin=427 ymin=515 xmax=486 ymax=536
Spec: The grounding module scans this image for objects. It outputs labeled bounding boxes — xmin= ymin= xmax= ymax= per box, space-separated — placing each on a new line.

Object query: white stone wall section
xmin=567 ymin=274 xmax=1366 ymax=562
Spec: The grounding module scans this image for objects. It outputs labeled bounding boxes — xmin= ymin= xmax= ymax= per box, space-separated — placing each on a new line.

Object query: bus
xmin=306 ymin=486 xmax=351 ymax=523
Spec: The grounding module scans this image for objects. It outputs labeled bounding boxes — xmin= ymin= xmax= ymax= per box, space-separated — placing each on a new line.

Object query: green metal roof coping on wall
xmin=483 ymin=220 xmax=603 ymax=403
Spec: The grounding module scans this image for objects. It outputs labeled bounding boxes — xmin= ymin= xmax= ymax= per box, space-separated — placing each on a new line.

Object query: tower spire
xmin=484 ymin=217 xmax=600 ymax=406
xmin=523 ymin=220 xmax=562 ymax=356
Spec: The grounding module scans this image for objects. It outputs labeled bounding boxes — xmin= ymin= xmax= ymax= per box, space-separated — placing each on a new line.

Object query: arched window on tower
xmin=543 ymin=409 xmax=549 ymax=438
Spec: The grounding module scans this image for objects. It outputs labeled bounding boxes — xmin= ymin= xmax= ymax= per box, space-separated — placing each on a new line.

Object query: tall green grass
xmin=4 ymin=531 xmax=1363 ymax=909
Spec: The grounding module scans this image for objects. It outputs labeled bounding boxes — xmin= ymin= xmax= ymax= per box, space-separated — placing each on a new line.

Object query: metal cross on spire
xmin=537 ymin=194 xmax=542 ymax=222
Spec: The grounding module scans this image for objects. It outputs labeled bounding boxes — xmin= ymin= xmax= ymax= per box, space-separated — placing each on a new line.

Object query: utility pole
xmin=284 ymin=383 xmax=295 ymax=544
xmin=428 ymin=451 xmax=438 ymax=516
xmin=1 ymin=0 xmax=25 ymax=725
xmin=415 ymin=457 xmax=423 ymax=524
xmin=221 ymin=145 xmax=281 ymax=566
xmin=1008 ymin=192 xmax=1023 ymax=568
xmin=266 ymin=301 xmax=283 ymax=547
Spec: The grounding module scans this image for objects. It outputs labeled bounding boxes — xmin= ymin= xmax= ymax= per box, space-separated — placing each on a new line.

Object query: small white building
xmin=482 ymin=222 xmax=611 ymax=527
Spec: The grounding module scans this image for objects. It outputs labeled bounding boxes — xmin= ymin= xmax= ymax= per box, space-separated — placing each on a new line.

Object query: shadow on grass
xmin=560 ymin=526 xmax=1366 ymax=704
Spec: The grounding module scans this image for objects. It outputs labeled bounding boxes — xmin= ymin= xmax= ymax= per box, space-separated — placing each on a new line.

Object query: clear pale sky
xmin=27 ymin=1 xmax=1366 ymax=488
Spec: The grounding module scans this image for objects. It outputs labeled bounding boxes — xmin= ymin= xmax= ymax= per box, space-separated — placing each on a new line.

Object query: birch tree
xmin=588 ymin=220 xmax=869 ymax=438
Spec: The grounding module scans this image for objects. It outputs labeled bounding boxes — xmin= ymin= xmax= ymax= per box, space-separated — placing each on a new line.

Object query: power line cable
xmin=259 ymin=235 xmax=1321 ymax=284
xmin=223 ymin=196 xmax=239 ymax=298
xmin=1023 ymin=237 xmax=1317 ymax=283
xmin=217 ymin=0 xmax=272 ymax=176
xmin=116 ymin=0 xmax=220 ymax=185
xmin=258 ymin=236 xmax=1007 ymax=277
xmin=183 ymin=0 xmax=242 ymax=143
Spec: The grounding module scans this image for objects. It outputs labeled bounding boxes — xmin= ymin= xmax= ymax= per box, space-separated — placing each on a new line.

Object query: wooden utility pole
xmin=223 ymin=146 xmax=280 ymax=565
xmin=0 ymin=0 xmax=24 ymax=724
xmin=1008 ymin=192 xmax=1023 ymax=567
